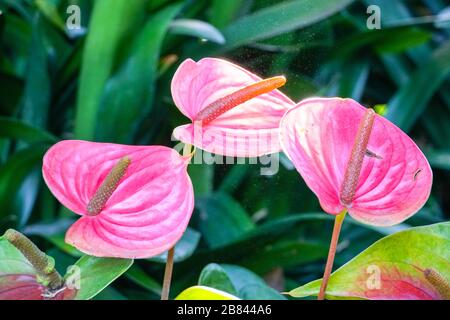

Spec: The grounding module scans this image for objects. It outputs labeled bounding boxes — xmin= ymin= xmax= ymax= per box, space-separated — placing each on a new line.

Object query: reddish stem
xmin=160 ymin=247 xmax=175 ymax=300
xmin=318 ymin=210 xmax=347 ymax=300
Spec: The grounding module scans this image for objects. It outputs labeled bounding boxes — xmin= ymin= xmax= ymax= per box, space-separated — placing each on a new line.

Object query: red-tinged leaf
xmin=288 ymin=222 xmax=450 ymax=300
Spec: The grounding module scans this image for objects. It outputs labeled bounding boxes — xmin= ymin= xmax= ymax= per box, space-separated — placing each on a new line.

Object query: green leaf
xmin=426 ymin=149 xmax=450 ymax=170
xmin=74 ymin=0 xmax=147 ymax=139
xmin=288 ymin=222 xmax=450 ymax=300
xmin=0 ymin=236 xmax=35 ymax=275
xmin=386 ymin=40 xmax=450 ymax=132
xmin=177 ymin=213 xmax=333 ymax=275
xmin=71 ymin=255 xmax=133 ymax=300
xmin=188 ymin=161 xmax=214 ymax=196
xmin=176 ymin=285 xmax=239 ymax=300
xmin=334 ymin=28 xmax=432 ymax=58
xmin=150 ymin=227 xmax=201 ymax=263
xmin=209 ymin=0 xmax=242 ymax=29
xmin=220 ymin=0 xmax=354 ymax=50
xmin=0 ymin=145 xmax=47 ymax=225
xmin=96 ymin=3 xmax=182 ymax=142
xmin=0 ymin=73 xmax=23 ymax=116
xmin=0 ymin=117 xmax=57 ymax=143
xmin=125 ymin=264 xmax=161 ymax=296
xmin=196 ymin=193 xmax=255 ymax=248
xmin=34 ymin=0 xmax=65 ymax=30
xmin=220 ymin=264 xmax=286 ymax=300
xmin=170 ymin=19 xmax=225 ymax=44
xmin=21 ymin=15 xmax=50 ymax=128
xmin=239 ymin=240 xmax=328 ymax=274
xmin=198 ymin=263 xmax=238 ymax=295
xmin=46 ymin=234 xmax=83 ymax=257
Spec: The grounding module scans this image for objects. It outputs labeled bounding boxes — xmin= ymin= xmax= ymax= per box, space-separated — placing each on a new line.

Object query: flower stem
xmin=4 ymin=229 xmax=63 ymax=290
xmin=160 ymin=143 xmax=193 ymax=300
xmin=318 ymin=209 xmax=347 ymax=300
xmin=161 ymin=247 xmax=175 ymax=300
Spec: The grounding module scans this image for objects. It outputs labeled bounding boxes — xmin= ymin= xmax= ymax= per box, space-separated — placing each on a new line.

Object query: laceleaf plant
xmin=171 ymin=57 xmax=295 ymax=157
xmin=42 ymin=141 xmax=194 ymax=259
xmin=166 ymin=57 xmax=295 ymax=297
xmin=279 ymin=98 xmax=433 ymax=299
xmin=42 ymin=141 xmax=194 ymax=299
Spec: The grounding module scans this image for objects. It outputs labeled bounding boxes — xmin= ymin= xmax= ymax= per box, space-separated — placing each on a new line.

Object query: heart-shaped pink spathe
xmin=171 ymin=57 xmax=295 ymax=157
xmin=279 ymin=98 xmax=432 ymax=226
xmin=42 ymin=140 xmax=194 ymax=258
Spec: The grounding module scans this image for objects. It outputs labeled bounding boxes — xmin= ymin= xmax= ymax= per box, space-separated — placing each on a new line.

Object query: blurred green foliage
xmin=0 ymin=0 xmax=449 ymax=299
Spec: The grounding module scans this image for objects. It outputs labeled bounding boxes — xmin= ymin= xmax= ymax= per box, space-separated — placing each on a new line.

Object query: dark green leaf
xmin=386 ymin=40 xmax=450 ymax=131
xmin=196 ymin=193 xmax=255 ymax=248
xmin=96 ymin=3 xmax=182 ymax=142
xmin=74 ymin=0 xmax=148 ymax=139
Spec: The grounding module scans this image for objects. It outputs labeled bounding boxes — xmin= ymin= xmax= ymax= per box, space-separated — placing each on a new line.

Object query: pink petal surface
xmin=355 ymin=265 xmax=441 ymax=300
xmin=43 ymin=140 xmax=194 ymax=258
xmin=171 ymin=58 xmax=295 ymax=157
xmin=280 ymin=98 xmax=432 ymax=226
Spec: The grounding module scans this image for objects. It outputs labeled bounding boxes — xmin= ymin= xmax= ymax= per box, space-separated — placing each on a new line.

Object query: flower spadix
xmin=171 ymin=58 xmax=295 ymax=157
xmin=42 ymin=140 xmax=194 ymax=258
xmin=279 ymin=98 xmax=432 ymax=226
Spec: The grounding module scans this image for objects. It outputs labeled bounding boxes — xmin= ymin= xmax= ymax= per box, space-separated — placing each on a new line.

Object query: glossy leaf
xmin=170 ymin=19 xmax=225 ymax=44
xmin=150 ymin=227 xmax=201 ymax=263
xmin=220 ymin=264 xmax=286 ymax=300
xmin=196 ymin=193 xmax=254 ymax=248
xmin=0 ymin=236 xmax=34 ymax=275
xmin=386 ymin=40 xmax=450 ymax=132
xmin=198 ymin=263 xmax=238 ymax=295
xmin=96 ymin=3 xmax=182 ymax=142
xmin=176 ymin=285 xmax=239 ymax=300
xmin=74 ymin=0 xmax=147 ymax=139
xmin=220 ymin=0 xmax=354 ymax=50
xmin=0 ymin=117 xmax=57 ymax=143
xmin=72 ymin=255 xmax=133 ymax=300
xmin=289 ymin=222 xmax=450 ymax=300
xmin=125 ymin=265 xmax=161 ymax=296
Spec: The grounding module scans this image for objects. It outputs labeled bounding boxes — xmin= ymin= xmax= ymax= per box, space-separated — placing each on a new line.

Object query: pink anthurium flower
xmin=280 ymin=97 xmax=433 ymax=300
xmin=279 ymin=97 xmax=432 ymax=227
xmin=42 ymin=140 xmax=194 ymax=259
xmin=171 ymin=57 xmax=295 ymax=157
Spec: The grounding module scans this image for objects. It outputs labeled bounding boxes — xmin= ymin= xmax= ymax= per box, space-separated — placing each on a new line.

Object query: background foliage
xmin=0 ymin=0 xmax=449 ymax=299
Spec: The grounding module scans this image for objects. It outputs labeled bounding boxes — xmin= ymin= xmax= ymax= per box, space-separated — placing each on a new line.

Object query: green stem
xmin=4 ymin=229 xmax=63 ymax=290
xmin=318 ymin=210 xmax=347 ymax=300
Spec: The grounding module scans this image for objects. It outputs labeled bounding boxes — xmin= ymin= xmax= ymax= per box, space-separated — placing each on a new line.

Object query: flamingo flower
xmin=42 ymin=140 xmax=194 ymax=259
xmin=280 ymin=97 xmax=433 ymax=300
xmin=171 ymin=57 xmax=295 ymax=157
xmin=279 ymin=97 xmax=432 ymax=226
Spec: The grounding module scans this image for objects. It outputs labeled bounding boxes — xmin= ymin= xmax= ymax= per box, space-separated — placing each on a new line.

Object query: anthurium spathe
xmin=42 ymin=140 xmax=194 ymax=259
xmin=171 ymin=57 xmax=295 ymax=157
xmin=279 ymin=97 xmax=432 ymax=227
